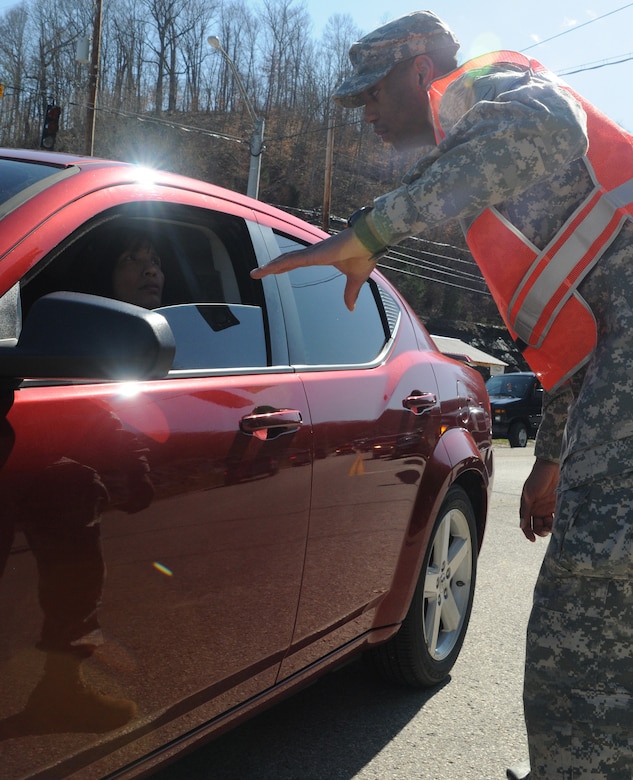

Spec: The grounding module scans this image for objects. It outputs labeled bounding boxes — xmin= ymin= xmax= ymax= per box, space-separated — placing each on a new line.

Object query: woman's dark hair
xmin=79 ymin=223 xmax=156 ymax=298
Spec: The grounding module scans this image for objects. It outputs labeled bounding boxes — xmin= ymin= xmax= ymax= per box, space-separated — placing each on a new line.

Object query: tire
xmin=366 ymin=485 xmax=478 ymax=688
xmin=508 ymin=421 xmax=528 ymax=448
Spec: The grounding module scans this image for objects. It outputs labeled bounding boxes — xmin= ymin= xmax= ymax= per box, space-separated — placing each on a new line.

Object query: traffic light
xmin=41 ymin=104 xmax=61 ymax=149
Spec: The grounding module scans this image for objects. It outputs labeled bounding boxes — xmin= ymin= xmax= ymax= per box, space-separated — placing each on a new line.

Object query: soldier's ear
xmin=413 ymin=55 xmax=435 ymax=89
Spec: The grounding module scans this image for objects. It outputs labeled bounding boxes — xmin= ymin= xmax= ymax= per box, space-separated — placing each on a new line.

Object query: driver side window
xmin=20 ymin=205 xmax=270 ymax=374
xmin=155 ymin=303 xmax=267 ymax=371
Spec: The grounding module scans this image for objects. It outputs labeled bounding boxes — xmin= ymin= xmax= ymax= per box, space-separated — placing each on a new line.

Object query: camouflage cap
xmin=332 ymin=11 xmax=460 ymax=108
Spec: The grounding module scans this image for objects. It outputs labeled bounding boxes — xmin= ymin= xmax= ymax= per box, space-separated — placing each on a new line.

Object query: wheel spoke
xmin=424 ymin=567 xmax=439 ymax=599
xmin=424 ymin=595 xmax=442 ymax=656
xmin=434 ymin=512 xmax=451 ymax=565
xmin=440 ymin=585 xmax=462 ymax=632
xmin=448 ymin=535 xmax=468 ymax=574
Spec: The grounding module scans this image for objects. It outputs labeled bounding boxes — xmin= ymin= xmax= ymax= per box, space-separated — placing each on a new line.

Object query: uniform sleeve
xmin=366 ymin=70 xmax=589 ymax=246
xmin=534 ymin=367 xmax=586 ymax=463
xmin=534 ymin=382 xmax=573 ymax=463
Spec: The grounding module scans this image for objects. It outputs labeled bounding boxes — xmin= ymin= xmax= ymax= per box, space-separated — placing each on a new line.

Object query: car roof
xmin=0 ymin=148 xmax=329 ymax=243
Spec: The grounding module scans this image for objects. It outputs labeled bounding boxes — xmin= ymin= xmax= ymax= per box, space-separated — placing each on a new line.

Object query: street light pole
xmin=208 ymin=36 xmax=264 ymax=199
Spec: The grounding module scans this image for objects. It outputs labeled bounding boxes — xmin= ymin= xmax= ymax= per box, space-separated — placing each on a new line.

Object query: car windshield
xmin=0 ymin=158 xmax=69 ymax=211
xmin=486 ymin=375 xmax=533 ymax=397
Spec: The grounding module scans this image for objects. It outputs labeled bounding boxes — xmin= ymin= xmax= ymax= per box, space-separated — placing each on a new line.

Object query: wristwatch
xmin=347 ymin=206 xmax=390 ymax=261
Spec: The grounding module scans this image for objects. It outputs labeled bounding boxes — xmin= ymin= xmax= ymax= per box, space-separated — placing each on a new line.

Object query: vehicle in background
xmin=486 ymin=371 xmax=543 ymax=447
xmin=0 ymin=148 xmax=493 ymax=780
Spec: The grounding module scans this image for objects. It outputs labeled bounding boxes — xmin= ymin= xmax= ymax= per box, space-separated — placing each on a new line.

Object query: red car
xmin=0 ymin=149 xmax=493 ymax=779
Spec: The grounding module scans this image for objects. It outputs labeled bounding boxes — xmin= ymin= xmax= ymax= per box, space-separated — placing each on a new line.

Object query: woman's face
xmin=112 ymin=238 xmax=164 ymax=309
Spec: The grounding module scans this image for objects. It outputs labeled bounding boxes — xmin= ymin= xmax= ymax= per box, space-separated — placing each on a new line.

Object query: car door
xmin=265 ymin=231 xmax=442 ymax=678
xmin=0 ymin=204 xmax=312 ymax=778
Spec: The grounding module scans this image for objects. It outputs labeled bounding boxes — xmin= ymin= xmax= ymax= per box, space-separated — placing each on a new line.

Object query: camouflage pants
xmin=524 ymin=475 xmax=633 ymax=778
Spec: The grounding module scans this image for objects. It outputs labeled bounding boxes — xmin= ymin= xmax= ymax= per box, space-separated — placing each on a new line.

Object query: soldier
xmin=252 ymin=10 xmax=633 ymax=780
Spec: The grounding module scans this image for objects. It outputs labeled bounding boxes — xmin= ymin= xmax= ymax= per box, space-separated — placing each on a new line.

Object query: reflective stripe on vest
xmin=510 ymin=184 xmax=633 ymax=348
xmin=427 ymin=52 xmax=633 ymax=390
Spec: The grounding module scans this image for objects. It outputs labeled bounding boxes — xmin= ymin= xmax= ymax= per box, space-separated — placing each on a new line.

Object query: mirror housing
xmin=0 ymin=292 xmax=175 ymax=381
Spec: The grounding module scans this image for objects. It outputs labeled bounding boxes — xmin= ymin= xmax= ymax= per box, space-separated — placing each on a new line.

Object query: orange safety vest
xmin=427 ymin=51 xmax=633 ymax=391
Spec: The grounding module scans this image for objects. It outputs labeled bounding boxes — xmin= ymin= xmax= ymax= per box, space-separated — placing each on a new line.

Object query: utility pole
xmin=322 ymin=109 xmax=335 ymax=232
xmin=85 ymin=0 xmax=103 ymax=156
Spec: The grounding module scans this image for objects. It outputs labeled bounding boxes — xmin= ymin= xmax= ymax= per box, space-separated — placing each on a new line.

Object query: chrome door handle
xmin=240 ymin=407 xmax=303 ymax=439
xmin=402 ymin=391 xmax=437 ymax=415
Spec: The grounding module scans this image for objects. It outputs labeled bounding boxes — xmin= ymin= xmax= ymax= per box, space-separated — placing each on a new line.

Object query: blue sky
xmin=305 ymin=0 xmax=633 ymax=131
xmin=0 ymin=0 xmax=628 ymax=130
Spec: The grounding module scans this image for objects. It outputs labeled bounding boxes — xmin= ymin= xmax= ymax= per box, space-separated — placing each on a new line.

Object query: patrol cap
xmin=332 ymin=11 xmax=460 ymax=108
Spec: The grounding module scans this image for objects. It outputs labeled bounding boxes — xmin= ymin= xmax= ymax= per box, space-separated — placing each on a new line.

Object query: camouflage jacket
xmin=364 ymin=60 xmax=633 ymax=490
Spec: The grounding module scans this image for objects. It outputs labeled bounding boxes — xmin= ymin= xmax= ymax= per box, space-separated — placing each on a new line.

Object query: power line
xmin=99 ymin=105 xmax=248 ymax=145
xmin=388 ymin=247 xmax=485 ymax=284
xmin=345 ymin=230 xmax=490 ymax=295
xmin=382 ymin=258 xmax=489 ymax=295
xmin=2 ymin=82 xmax=252 ymax=146
xmin=557 ymin=53 xmax=633 ymax=77
xmin=406 ymin=235 xmax=481 ymax=269
xmin=521 ymin=1 xmax=633 ymax=52
xmin=378 ymin=258 xmax=491 ymax=296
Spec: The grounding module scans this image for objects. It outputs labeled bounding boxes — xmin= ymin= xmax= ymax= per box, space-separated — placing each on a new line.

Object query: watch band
xmin=348 ymin=206 xmax=390 ymax=260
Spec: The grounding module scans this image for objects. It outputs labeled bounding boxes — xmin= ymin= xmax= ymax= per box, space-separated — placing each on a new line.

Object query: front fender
xmin=369 ymin=429 xmax=492 ymax=636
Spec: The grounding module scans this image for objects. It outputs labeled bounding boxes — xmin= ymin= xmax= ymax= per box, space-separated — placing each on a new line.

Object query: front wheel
xmin=508 ymin=421 xmax=528 ymax=448
xmin=366 ymin=485 xmax=478 ymax=688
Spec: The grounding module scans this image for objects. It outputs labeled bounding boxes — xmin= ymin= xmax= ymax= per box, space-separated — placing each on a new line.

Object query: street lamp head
xmin=206 ymin=32 xmax=263 ymax=199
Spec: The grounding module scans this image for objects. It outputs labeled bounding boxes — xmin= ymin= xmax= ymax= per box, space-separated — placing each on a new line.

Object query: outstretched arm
xmin=251 ymin=228 xmax=377 ymax=311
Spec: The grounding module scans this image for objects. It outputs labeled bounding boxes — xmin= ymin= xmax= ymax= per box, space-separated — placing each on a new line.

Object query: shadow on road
xmin=154 ymin=659 xmax=449 ymax=779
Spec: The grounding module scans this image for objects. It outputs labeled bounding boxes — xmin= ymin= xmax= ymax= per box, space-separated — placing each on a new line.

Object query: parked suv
xmin=486 ymin=372 xmax=543 ymax=447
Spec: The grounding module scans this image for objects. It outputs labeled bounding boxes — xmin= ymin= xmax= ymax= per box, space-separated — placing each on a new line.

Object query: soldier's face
xmin=361 ymin=57 xmax=435 ymax=151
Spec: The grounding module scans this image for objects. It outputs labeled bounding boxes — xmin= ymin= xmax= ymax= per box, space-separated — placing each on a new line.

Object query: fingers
xmin=343 ymin=274 xmax=372 ymax=311
xmin=520 ymin=495 xmax=554 ymax=542
xmin=251 ymin=231 xmax=352 ymax=280
xmin=250 ymin=249 xmax=310 ymax=279
xmin=520 ymin=494 xmax=554 ymax=541
xmin=532 ymin=514 xmax=554 ymax=536
xmin=520 ymin=514 xmax=536 ymax=542
xmin=251 ymin=229 xmax=376 ymax=287
xmin=519 ymin=458 xmax=559 ymax=542
xmin=520 ymin=512 xmax=553 ymax=542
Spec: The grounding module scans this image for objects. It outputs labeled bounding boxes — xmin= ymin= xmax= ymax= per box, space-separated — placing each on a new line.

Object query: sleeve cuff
xmin=350 ymin=208 xmax=390 ymax=256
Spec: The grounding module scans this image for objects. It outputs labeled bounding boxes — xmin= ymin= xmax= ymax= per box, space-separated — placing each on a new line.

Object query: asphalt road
xmin=154 ymin=443 xmax=548 ymax=780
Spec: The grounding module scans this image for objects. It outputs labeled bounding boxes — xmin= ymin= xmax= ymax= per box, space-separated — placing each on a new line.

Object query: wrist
xmin=348 ymin=207 xmax=390 ymax=259
xmin=535 ymin=456 xmax=559 ymax=466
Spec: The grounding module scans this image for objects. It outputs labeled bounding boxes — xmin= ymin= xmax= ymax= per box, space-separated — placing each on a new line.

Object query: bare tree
xmin=208 ymin=0 xmax=258 ymax=115
xmin=258 ymin=0 xmax=311 ymax=112
xmin=0 ymin=4 xmax=30 ymax=145
xmin=179 ymin=0 xmax=216 ymax=111
xmin=316 ymin=14 xmax=360 ymax=114
xmin=0 ymin=0 xmax=414 ymax=217
xmin=142 ymin=0 xmax=189 ymax=113
xmin=103 ymin=0 xmax=149 ymax=113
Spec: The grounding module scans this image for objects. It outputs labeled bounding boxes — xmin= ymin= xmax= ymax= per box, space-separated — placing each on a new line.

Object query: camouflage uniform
xmin=346 ymin=54 xmax=633 ymax=778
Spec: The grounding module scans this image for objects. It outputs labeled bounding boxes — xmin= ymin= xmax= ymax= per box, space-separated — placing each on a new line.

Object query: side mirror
xmin=0 ymin=292 xmax=175 ymax=381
